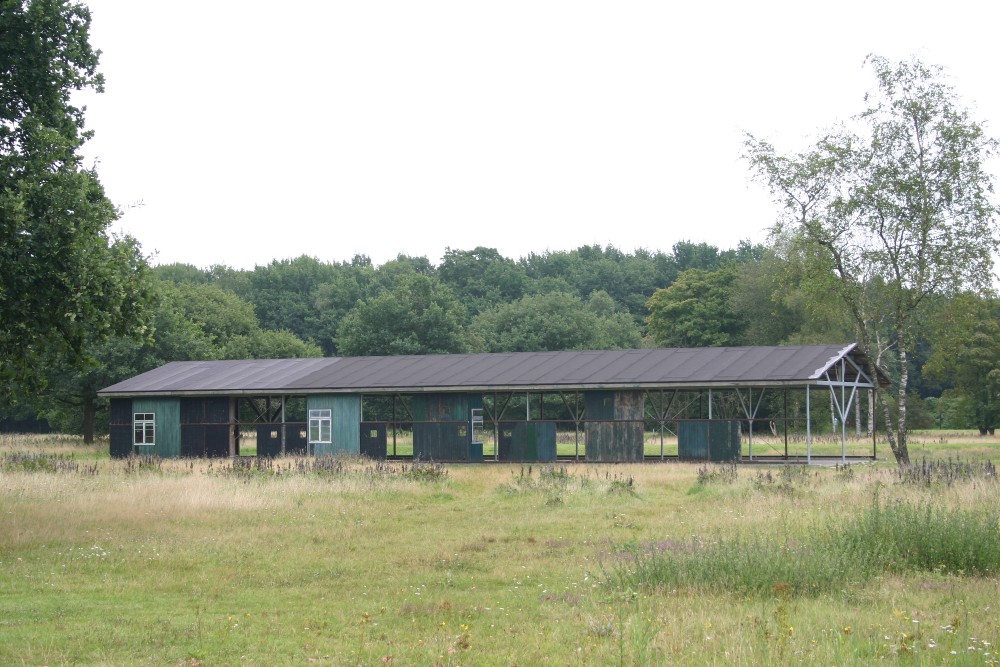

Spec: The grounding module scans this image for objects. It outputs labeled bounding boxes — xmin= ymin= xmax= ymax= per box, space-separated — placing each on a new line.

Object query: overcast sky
xmin=74 ymin=1 xmax=1000 ymax=270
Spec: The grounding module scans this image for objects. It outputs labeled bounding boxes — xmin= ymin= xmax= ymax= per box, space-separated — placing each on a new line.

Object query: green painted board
xmin=133 ymin=398 xmax=180 ymax=458
xmin=307 ymin=395 xmax=360 ymax=456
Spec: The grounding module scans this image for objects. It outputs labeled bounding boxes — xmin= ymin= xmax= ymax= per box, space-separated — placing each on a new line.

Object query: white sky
xmin=74 ymin=1 xmax=1000 ymax=270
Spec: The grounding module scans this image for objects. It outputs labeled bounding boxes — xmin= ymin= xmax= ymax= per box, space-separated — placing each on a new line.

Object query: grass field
xmin=1 ymin=434 xmax=999 ymax=665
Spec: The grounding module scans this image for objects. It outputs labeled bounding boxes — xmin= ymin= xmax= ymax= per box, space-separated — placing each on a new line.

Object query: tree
xmin=247 ymin=256 xmax=338 ymax=351
xmin=727 ymin=234 xmax=855 ymax=347
xmin=923 ymin=294 xmax=1000 ymax=434
xmin=437 ymin=246 xmax=526 ymax=317
xmin=36 ymin=281 xmax=216 ymax=442
xmin=336 ymin=274 xmax=469 ymax=356
xmin=1 ymin=0 xmax=151 ymax=401
xmin=470 ymin=291 xmax=641 ymax=353
xmin=745 ymin=55 xmax=1000 ymax=464
xmin=646 ymin=266 xmax=747 ymax=348
xmin=35 ymin=276 xmax=321 ymax=441
xmin=164 ymin=282 xmax=257 ymax=345
xmin=153 ymin=263 xmax=211 ymax=285
xmin=220 ymin=329 xmax=322 ymax=360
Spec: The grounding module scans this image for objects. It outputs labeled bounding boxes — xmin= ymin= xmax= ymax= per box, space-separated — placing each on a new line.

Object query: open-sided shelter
xmin=98 ymin=344 xmax=889 ymax=463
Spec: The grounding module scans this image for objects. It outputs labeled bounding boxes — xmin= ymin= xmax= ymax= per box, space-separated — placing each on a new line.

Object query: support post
xmin=806 ymin=385 xmax=812 ymax=465
xmin=280 ymin=395 xmax=286 ymax=456
xmin=783 ymin=389 xmax=788 ymax=460
xmin=841 ymin=366 xmax=847 ymax=463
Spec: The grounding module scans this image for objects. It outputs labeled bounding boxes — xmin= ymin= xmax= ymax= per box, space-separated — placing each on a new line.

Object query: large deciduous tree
xmin=745 ymin=55 xmax=1000 ymax=465
xmin=471 ymin=291 xmax=641 ymax=352
xmin=646 ymin=266 xmax=747 ymax=348
xmin=437 ymin=246 xmax=526 ymax=318
xmin=336 ymin=274 xmax=469 ymax=356
xmin=1 ymin=0 xmax=152 ymax=401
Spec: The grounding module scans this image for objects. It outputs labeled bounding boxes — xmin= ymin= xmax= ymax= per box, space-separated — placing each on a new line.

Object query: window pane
xmin=134 ymin=413 xmax=155 ymax=445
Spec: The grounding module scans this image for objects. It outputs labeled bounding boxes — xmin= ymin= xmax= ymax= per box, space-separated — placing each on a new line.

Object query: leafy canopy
xmin=1 ymin=0 xmax=152 ymax=401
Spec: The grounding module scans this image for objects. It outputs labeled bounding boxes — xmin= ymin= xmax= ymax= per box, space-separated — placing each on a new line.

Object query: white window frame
xmin=308 ymin=409 xmax=332 ymax=444
xmin=134 ymin=413 xmax=155 ymax=446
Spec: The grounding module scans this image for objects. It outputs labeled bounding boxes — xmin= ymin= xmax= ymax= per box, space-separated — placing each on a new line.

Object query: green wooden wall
xmin=678 ymin=421 xmax=741 ymax=461
xmin=410 ymin=393 xmax=483 ymax=461
xmin=133 ymin=398 xmax=180 ymax=458
xmin=307 ymin=394 xmax=361 ymax=456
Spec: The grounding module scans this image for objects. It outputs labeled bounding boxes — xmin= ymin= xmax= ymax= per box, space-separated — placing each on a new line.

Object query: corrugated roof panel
xmin=605 ymin=350 xmax=659 ymax=382
xmin=710 ymin=347 xmax=776 ymax=382
xmin=558 ymin=351 xmax=612 ymax=382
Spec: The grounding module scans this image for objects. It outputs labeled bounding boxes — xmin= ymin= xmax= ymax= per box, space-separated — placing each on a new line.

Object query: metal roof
xmin=98 ymin=344 xmax=889 ymax=397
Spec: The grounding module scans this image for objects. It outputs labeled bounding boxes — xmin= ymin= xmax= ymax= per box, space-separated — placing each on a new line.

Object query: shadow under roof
xmin=98 ymin=344 xmax=889 ymax=397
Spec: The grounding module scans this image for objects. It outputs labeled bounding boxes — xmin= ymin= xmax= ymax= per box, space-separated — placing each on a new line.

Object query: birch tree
xmin=745 ymin=55 xmax=999 ymax=465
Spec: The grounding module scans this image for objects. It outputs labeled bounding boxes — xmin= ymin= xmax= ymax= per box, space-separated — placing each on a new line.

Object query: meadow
xmin=1 ymin=433 xmax=998 ymax=666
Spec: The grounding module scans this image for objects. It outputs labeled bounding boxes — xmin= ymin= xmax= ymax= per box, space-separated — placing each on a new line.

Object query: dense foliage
xmin=1 ymin=0 xmax=152 ymax=403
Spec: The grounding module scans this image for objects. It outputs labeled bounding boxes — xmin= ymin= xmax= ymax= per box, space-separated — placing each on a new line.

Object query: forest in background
xmin=3 ymin=237 xmax=996 ymax=441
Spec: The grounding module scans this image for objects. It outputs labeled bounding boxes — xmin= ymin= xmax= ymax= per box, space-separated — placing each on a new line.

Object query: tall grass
xmin=2 ymin=437 xmax=999 ymax=665
xmin=840 ymin=496 xmax=1000 ymax=576
xmin=605 ymin=495 xmax=1000 ymax=597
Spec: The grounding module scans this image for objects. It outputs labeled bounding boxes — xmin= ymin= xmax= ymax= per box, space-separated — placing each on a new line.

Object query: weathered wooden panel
xmin=585 ymin=391 xmax=644 ymax=462
xmin=413 ymin=422 xmax=468 ymax=460
xmin=678 ymin=421 xmax=741 ymax=461
xmin=584 ymin=391 xmax=615 ymax=421
xmin=498 ymin=421 xmax=556 ymax=461
xmin=109 ymin=398 xmax=132 ymax=426
xmin=181 ymin=425 xmax=205 ymax=457
xmin=109 ymin=398 xmax=133 ymax=458
xmin=360 ymin=422 xmax=387 ymax=459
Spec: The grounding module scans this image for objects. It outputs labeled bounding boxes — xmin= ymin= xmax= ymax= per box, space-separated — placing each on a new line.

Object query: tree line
xmin=4 ymin=238 xmax=997 ymax=445
xmin=3 ymin=2 xmax=997 ymax=463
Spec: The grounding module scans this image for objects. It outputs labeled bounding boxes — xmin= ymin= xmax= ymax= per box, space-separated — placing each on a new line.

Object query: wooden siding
xmin=133 ymin=398 xmax=180 ymax=458
xmin=498 ymin=422 xmax=556 ymax=462
xmin=179 ymin=397 xmax=230 ymax=457
xmin=360 ymin=422 xmax=387 ymax=459
xmin=109 ymin=398 xmax=133 ymax=458
xmin=584 ymin=390 xmax=644 ymax=462
xmin=307 ymin=395 xmax=360 ymax=456
xmin=678 ymin=421 xmax=741 ymax=461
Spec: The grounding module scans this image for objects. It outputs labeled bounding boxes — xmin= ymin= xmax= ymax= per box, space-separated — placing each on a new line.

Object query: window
xmin=308 ymin=409 xmax=332 ymax=443
xmin=134 ymin=413 xmax=155 ymax=445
